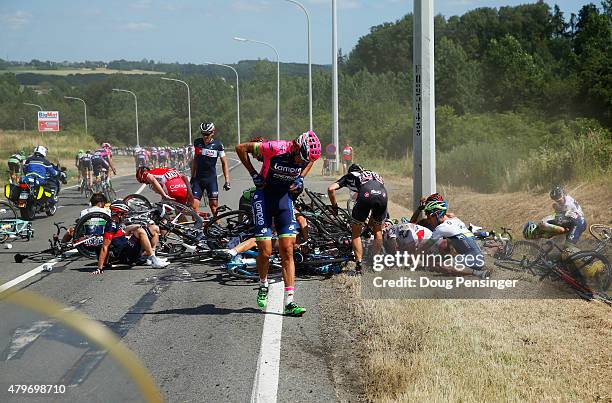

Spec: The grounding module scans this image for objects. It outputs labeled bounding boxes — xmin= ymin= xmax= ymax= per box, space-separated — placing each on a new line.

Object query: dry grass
xmin=318 ymin=167 xmax=612 ymax=402
xmin=0 ymin=129 xmax=97 ymax=162
xmin=328 ymin=276 xmax=612 ymax=402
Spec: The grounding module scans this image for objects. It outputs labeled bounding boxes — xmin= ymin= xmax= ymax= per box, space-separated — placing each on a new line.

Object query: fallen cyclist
xmin=94 ymin=200 xmax=169 ymax=274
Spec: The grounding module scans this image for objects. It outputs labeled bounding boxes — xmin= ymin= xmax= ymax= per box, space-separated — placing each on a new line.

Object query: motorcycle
xmin=5 ymin=166 xmax=67 ymax=220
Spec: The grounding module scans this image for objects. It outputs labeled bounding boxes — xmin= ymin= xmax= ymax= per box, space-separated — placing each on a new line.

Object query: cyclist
xmin=328 ymin=163 xmax=387 ymax=275
xmin=134 ymin=146 xmax=148 ymax=168
xmin=409 ymin=192 xmax=456 ymax=230
xmin=95 ymin=200 xmax=169 ymax=274
xmin=150 ymin=147 xmax=159 ymax=167
xmin=61 ymin=192 xmax=110 ymax=242
xmin=80 ymin=150 xmax=94 ymax=191
xmin=91 ymin=150 xmax=110 ymax=185
xmin=136 ymin=166 xmax=193 ymax=206
xmin=98 ymin=143 xmax=117 ymax=178
xmin=416 ymin=200 xmax=488 ymax=278
xmin=8 ymin=150 xmax=26 ymax=183
xmin=75 ymin=149 xmax=85 ymax=174
xmin=341 ymin=142 xmax=353 ymax=174
xmin=383 ymin=219 xmax=432 ymax=254
xmin=235 ymin=130 xmax=321 ymax=316
xmin=191 ymin=122 xmax=231 ymax=216
xmin=23 ymin=146 xmax=61 ymax=198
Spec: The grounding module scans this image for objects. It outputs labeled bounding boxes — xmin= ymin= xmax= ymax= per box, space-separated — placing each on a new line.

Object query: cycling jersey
xmin=96 ymin=148 xmax=110 ymax=163
xmin=79 ymin=153 xmax=93 ymax=170
xmin=148 ymin=168 xmax=188 ymax=204
xmin=8 ymin=153 xmax=25 ymax=165
xmin=336 ymin=170 xmax=387 ymax=224
xmin=554 ymin=194 xmax=584 ymax=219
xmin=431 ymin=217 xmax=483 ymax=268
xmin=384 ymin=223 xmax=432 ymax=251
xmin=91 ymin=153 xmax=109 ymax=175
xmin=193 ymin=138 xmax=225 ymax=179
xmin=103 ymin=220 xmax=142 ymax=263
xmin=342 ymin=146 xmax=353 ymax=161
xmin=255 ymin=140 xmax=307 ymax=191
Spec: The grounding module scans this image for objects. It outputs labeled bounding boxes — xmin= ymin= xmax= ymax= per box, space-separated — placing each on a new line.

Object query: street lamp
xmin=205 ymin=62 xmax=241 ymax=145
xmin=284 ymin=0 xmax=313 ymax=131
xmin=112 ymin=88 xmax=140 ymax=147
xmin=64 ymin=96 xmax=88 ymax=136
xmin=161 ymin=77 xmax=192 ymax=145
xmin=23 ymin=102 xmax=43 ymax=111
xmin=234 ymin=36 xmax=280 ymax=140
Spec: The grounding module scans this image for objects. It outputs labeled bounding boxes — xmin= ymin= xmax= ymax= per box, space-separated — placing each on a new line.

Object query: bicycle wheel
xmin=589 ymin=224 xmax=611 ymax=242
xmin=73 ymin=211 xmax=110 ymax=259
xmin=124 ymin=193 xmax=152 ymax=212
xmin=0 ymin=200 xmax=17 ymax=220
xmin=204 ymin=210 xmax=253 ymax=239
xmin=495 ymin=240 xmax=545 ymax=275
xmin=107 ymin=182 xmax=117 ymax=200
xmin=156 ymin=200 xmax=203 ymax=230
xmin=567 ymin=251 xmax=611 ymax=293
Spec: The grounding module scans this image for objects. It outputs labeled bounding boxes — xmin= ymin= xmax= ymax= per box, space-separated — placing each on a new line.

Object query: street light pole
xmin=160 ymin=77 xmax=192 ymax=145
xmin=205 ymin=62 xmax=241 ymax=145
xmin=331 ymin=0 xmax=340 ymax=172
xmin=112 ymin=88 xmax=140 ymax=147
xmin=20 ymin=118 xmax=26 ymax=131
xmin=23 ymin=102 xmax=43 ymax=111
xmin=234 ymin=36 xmax=280 ymax=140
xmin=64 ymin=96 xmax=88 ymax=136
xmin=285 ymin=0 xmax=313 ymax=130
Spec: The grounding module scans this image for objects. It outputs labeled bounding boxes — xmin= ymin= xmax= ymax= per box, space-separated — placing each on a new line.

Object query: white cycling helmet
xmin=33 ymin=145 xmax=48 ymax=157
xmin=200 ymin=121 xmax=215 ymax=135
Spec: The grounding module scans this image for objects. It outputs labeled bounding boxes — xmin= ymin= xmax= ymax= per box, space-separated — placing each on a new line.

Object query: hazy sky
xmin=0 ymin=0 xmax=587 ymax=65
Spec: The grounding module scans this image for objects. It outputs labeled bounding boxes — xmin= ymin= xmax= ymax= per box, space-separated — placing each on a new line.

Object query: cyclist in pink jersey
xmin=235 ymin=130 xmax=321 ymax=317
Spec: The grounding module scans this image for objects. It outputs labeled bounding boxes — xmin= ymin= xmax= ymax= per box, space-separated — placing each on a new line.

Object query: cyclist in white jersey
xmin=383 ymin=220 xmax=432 ymax=254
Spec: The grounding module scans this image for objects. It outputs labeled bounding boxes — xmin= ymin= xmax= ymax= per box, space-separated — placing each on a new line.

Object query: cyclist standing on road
xmin=328 ymin=163 xmax=387 ymax=275
xmin=191 ymin=122 xmax=231 ymax=216
xmin=235 ymin=130 xmax=321 ymax=316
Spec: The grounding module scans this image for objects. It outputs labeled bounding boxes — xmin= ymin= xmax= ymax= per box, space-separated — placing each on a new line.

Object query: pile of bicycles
xmin=13 ymin=189 xmax=357 ymax=280
xmin=494 ymin=224 xmax=611 ymax=305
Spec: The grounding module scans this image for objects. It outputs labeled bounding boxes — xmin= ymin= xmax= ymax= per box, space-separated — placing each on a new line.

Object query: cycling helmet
xmin=425 ymin=193 xmax=444 ymax=203
xmin=523 ymin=221 xmax=538 ymax=239
xmin=423 ymin=200 xmax=448 ymax=218
xmin=295 ymin=130 xmax=322 ymax=162
xmin=136 ymin=166 xmax=151 ymax=183
xmin=109 ymin=200 xmax=130 ymax=215
xmin=400 ymin=217 xmax=410 ymax=224
xmin=550 ymin=185 xmax=565 ymax=200
xmin=33 ymin=145 xmax=48 ymax=157
xmin=89 ymin=192 xmax=108 ymax=206
xmin=200 ymin=121 xmax=215 ymax=135
xmin=101 ymin=142 xmax=111 ymax=150
xmin=348 ymin=163 xmax=363 ymax=173
xmin=78 ymin=149 xmax=84 ymax=154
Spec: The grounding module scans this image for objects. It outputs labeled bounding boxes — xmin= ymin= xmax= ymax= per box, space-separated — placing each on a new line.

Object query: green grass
xmin=0 ymin=130 xmax=97 ymax=163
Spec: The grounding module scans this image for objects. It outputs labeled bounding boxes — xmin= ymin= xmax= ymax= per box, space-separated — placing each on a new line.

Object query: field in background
xmin=3 ymin=67 xmax=164 ymax=76
xmin=0 ymin=130 xmax=97 ymax=162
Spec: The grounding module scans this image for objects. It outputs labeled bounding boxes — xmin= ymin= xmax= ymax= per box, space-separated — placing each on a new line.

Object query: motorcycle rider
xmin=23 ymin=146 xmax=65 ymax=200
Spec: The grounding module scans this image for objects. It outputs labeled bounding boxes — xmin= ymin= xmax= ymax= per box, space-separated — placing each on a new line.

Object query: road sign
xmin=38 ymin=111 xmax=60 ymax=132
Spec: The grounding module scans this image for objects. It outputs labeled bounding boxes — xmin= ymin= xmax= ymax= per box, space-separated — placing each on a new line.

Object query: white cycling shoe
xmin=146 ymin=255 xmax=170 ymax=268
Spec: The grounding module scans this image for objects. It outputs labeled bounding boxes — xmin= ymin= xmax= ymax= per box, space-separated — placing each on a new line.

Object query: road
xmin=0 ymin=157 xmax=339 ymax=403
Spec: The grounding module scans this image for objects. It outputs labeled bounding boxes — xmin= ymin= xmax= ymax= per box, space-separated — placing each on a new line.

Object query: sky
xmin=0 ymin=0 xmax=588 ymax=66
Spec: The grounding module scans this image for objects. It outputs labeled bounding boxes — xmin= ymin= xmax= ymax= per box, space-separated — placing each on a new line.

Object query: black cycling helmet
xmin=89 ymin=192 xmax=108 ymax=206
xmin=348 ymin=163 xmax=363 ymax=173
xmin=550 ymin=185 xmax=565 ymax=200
xmin=199 ymin=122 xmax=215 ymax=135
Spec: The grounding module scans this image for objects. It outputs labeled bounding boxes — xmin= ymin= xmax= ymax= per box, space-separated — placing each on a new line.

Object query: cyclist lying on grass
xmin=523 ymin=185 xmax=586 ymax=247
xmin=415 ymin=200 xmax=489 ymax=279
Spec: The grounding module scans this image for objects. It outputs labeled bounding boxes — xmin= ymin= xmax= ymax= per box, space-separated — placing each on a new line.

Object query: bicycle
xmin=469 ymin=224 xmax=513 ymax=259
xmin=495 ymin=239 xmax=610 ymax=304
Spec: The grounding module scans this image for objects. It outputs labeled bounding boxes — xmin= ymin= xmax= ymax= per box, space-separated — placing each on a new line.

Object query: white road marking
xmin=251 ymin=281 xmax=284 ymax=403
xmin=0 ymin=259 xmax=60 ymax=293
xmin=136 ymin=183 xmax=147 ymax=194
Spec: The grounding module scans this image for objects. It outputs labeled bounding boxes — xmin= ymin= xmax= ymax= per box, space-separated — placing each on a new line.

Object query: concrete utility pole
xmin=412 ymin=0 xmax=436 ymax=209
xmin=331 ymin=0 xmax=339 ymax=172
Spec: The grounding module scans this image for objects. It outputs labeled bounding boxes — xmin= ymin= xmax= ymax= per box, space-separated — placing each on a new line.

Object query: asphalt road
xmin=0 ymin=157 xmax=339 ymax=403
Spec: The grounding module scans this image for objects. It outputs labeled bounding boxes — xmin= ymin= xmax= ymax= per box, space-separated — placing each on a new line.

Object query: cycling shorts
xmin=252 ymin=189 xmax=297 ymax=240
xmin=191 ymin=176 xmax=218 ymax=200
xmin=79 ymin=159 xmax=93 ymax=170
xmin=352 ymin=183 xmax=388 ymax=225
xmin=566 ymin=216 xmax=586 ymax=244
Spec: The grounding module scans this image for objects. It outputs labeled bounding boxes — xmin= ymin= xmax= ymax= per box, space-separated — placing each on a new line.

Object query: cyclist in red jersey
xmin=136 ymin=166 xmax=193 ymax=205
